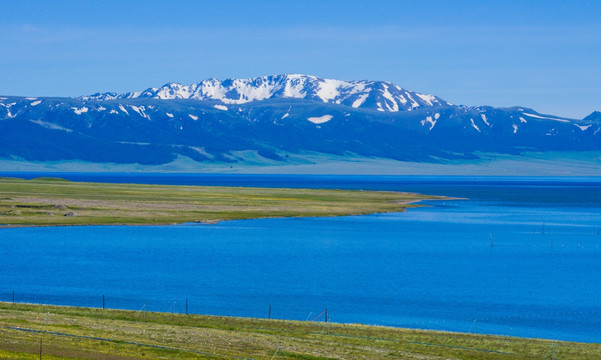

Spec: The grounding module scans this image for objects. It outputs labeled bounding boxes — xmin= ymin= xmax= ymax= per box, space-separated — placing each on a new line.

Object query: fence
xmin=0 ymin=290 xmax=331 ymax=323
xmin=2 ymin=289 xmax=600 ymax=343
xmin=2 ymin=298 xmax=601 ymax=360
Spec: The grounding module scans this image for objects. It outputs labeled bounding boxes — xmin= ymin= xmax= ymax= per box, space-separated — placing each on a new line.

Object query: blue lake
xmin=1 ymin=174 xmax=601 ymax=343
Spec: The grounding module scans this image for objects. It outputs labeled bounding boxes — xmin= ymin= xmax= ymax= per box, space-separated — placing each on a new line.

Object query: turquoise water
xmin=1 ymin=175 xmax=600 ymax=342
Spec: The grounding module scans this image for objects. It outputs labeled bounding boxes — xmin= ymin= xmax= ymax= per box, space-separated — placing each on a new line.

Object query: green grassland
xmin=0 ymin=303 xmax=599 ymax=359
xmin=0 ymin=177 xmax=441 ymax=227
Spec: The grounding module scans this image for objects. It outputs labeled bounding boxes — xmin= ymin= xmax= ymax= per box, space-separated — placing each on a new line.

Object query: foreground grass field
xmin=0 ymin=303 xmax=599 ymax=359
xmin=0 ymin=177 xmax=440 ymax=226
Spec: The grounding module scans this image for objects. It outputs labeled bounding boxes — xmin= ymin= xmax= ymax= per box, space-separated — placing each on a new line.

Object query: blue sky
xmin=1 ymin=0 xmax=599 ymax=118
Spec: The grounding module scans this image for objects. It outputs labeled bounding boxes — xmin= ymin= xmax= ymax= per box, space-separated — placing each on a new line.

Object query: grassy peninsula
xmin=0 ymin=176 xmax=440 ymax=227
xmin=0 ymin=303 xmax=599 ymax=359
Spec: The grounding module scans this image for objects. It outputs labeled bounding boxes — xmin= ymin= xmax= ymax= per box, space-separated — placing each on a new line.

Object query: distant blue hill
xmin=0 ymin=74 xmax=600 ymax=169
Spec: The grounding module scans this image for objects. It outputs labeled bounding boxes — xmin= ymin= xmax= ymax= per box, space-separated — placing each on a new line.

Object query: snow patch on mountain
xmin=316 ymin=79 xmax=345 ymax=102
xmin=154 ymin=83 xmax=193 ymax=99
xmin=480 ymin=114 xmax=490 ymax=126
xmin=30 ymin=120 xmax=72 ymax=132
xmin=470 ymin=118 xmax=481 ymax=132
xmin=406 ymin=93 xmax=419 ymax=109
xmin=381 ymin=84 xmax=399 ymax=111
xmin=30 ymin=100 xmax=41 ymax=106
xmin=282 ymin=77 xmax=306 ymax=98
xmin=166 ymin=112 xmax=174 ymax=118
xmin=523 ymin=113 xmax=569 ymax=123
xmin=307 ymin=115 xmax=333 ymax=124
xmin=0 ymin=103 xmax=16 ymax=118
xmin=71 ymin=107 xmax=88 ymax=115
xmin=416 ymin=94 xmax=436 ymax=106
xmin=213 ymin=104 xmax=228 ymax=111
xmin=421 ymin=116 xmax=437 ymax=131
xmin=189 ymin=114 xmax=198 ymax=120
xmin=79 ymin=92 xmax=118 ymax=101
xmin=118 ymin=105 xmax=129 ymax=115
xmin=130 ymin=105 xmax=150 ymax=119
xmin=576 ymin=124 xmax=592 ymax=131
xmin=351 ymin=93 xmax=368 ymax=108
xmin=397 ymin=94 xmax=408 ymax=105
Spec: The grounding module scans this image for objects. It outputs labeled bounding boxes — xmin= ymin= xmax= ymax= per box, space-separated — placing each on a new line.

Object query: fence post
xmin=12 ymin=290 xmax=15 ymax=305
xmin=102 ymin=295 xmax=105 ymax=310
xmin=186 ymin=299 xmax=188 ymax=315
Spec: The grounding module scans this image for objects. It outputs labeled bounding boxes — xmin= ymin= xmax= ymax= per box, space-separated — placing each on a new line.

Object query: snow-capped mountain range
xmin=1 ymin=74 xmax=600 ymax=168
xmin=80 ymin=74 xmax=451 ymax=112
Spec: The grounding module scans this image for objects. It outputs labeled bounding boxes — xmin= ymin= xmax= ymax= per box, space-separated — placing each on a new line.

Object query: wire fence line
xmin=2 ymin=290 xmax=599 ymax=346
xmin=2 ymin=291 xmax=601 ymax=360
xmin=0 ymin=290 xmax=331 ymax=323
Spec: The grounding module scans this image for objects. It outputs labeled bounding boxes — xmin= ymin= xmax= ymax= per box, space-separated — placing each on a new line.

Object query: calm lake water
xmin=1 ymin=173 xmax=601 ymax=343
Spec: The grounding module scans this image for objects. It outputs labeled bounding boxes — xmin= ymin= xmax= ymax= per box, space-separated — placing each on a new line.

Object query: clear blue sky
xmin=1 ymin=0 xmax=599 ymax=118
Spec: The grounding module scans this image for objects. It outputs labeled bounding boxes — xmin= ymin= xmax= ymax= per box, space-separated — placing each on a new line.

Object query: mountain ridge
xmin=1 ymin=74 xmax=600 ymax=170
xmin=79 ymin=74 xmax=452 ymax=113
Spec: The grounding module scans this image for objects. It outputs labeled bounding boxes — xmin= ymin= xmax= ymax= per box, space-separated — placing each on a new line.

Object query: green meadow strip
xmin=0 ymin=176 xmax=442 ymax=226
xmin=0 ymin=303 xmax=599 ymax=359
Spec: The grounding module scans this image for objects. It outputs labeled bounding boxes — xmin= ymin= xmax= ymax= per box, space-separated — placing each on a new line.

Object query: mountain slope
xmin=1 ymin=75 xmax=600 ymax=168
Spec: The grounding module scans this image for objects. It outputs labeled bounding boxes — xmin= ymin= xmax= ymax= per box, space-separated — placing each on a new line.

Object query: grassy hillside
xmin=0 ymin=303 xmax=599 ymax=359
xmin=0 ymin=177 xmax=440 ymax=226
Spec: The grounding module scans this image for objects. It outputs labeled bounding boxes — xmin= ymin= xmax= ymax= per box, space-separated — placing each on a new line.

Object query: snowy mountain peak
xmin=79 ymin=74 xmax=451 ymax=112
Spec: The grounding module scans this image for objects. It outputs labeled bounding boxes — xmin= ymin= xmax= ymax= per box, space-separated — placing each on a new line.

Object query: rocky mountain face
xmin=0 ymin=75 xmax=599 ymax=166
xmin=79 ymin=74 xmax=451 ymax=112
